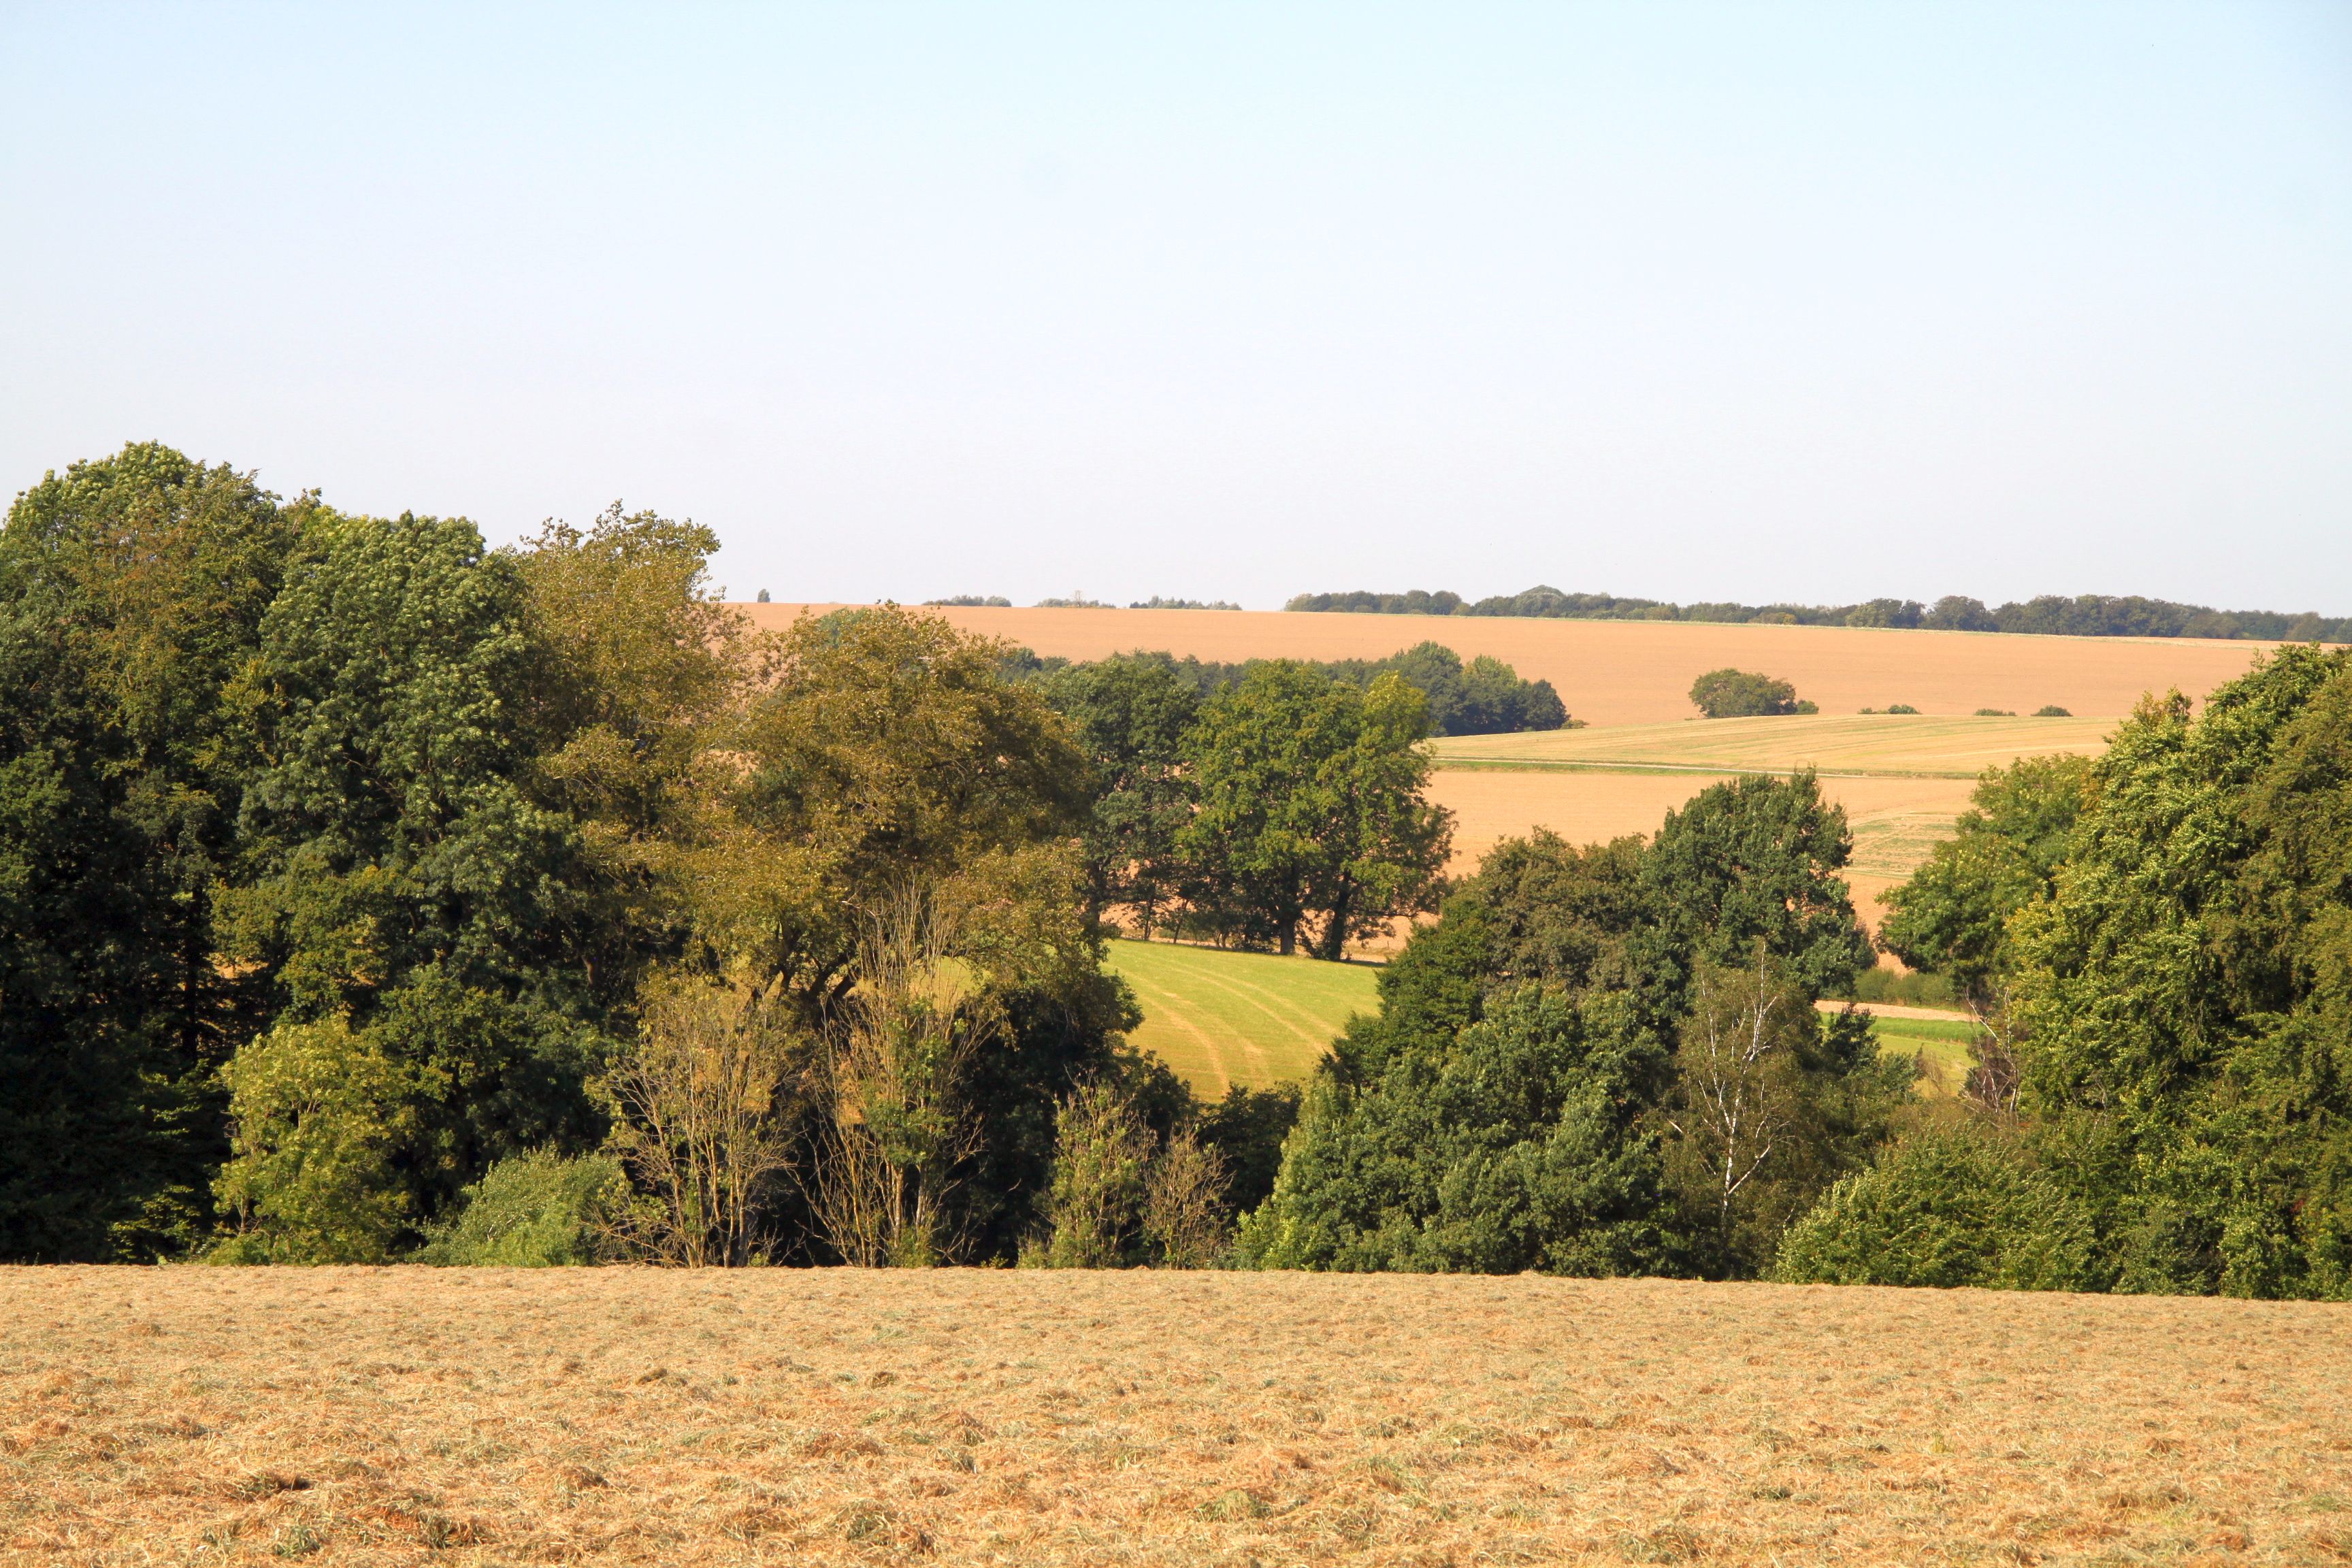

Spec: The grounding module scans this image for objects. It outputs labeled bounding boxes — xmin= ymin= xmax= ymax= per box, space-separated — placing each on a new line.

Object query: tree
xmin=1181 ymin=662 xmax=1452 ymax=957
xmin=811 ymin=892 xmax=998 ymax=1267
xmin=1774 ymin=1127 xmax=2095 ymax=1290
xmin=1638 ymin=772 xmax=1876 ymax=1006
xmin=212 ymin=508 xmax=611 ymax=1259
xmin=0 ymin=444 xmax=299 ymax=1260
xmin=1878 ymin=753 xmax=2094 ymax=1002
xmin=603 ymin=976 xmax=798 ymax=1267
xmin=1235 ymin=984 xmax=1674 ymax=1275
xmin=1033 ymin=652 xmax=1201 ymax=934
xmin=2009 ymin=648 xmax=2352 ymax=1297
xmin=1657 ymin=956 xmax=1910 ymax=1277
xmin=1688 ymin=668 xmax=1816 ymax=718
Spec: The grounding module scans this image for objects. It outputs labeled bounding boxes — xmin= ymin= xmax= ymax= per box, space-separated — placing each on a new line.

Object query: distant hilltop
xmin=1286 ymin=587 xmax=2350 ymax=643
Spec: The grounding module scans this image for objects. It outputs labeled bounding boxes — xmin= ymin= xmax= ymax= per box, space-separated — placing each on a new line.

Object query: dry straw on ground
xmin=5 ymin=1267 xmax=2347 ymax=1565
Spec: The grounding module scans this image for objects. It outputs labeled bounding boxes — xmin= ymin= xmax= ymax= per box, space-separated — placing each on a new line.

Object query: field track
xmin=739 ymin=603 xmax=2273 ymax=727
xmin=6 ymin=1266 xmax=2347 ymax=1566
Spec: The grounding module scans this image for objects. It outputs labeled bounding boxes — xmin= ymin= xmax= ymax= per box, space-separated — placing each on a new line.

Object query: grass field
xmin=1429 ymin=711 xmax=2113 ymax=777
xmin=7 ymin=1267 xmax=2348 ymax=1567
xmin=742 ymin=602 xmax=2273 ymax=727
xmin=1106 ymin=938 xmax=1376 ymax=1094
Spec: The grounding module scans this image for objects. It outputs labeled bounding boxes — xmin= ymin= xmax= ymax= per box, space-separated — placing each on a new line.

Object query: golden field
xmin=6 ymin=1267 xmax=2348 ymax=1567
xmin=738 ymin=603 xmax=2273 ymax=727
xmin=1429 ymin=713 xmax=2114 ymax=777
xmin=1426 ymin=768 xmax=1978 ymax=928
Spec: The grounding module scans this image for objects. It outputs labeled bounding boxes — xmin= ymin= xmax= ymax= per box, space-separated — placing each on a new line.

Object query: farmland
xmin=1428 ymin=711 xmax=2114 ymax=777
xmin=1105 ymin=938 xmax=1377 ymax=1093
xmin=740 ymin=602 xmax=2274 ymax=726
xmin=7 ymin=1265 xmax=2348 ymax=1567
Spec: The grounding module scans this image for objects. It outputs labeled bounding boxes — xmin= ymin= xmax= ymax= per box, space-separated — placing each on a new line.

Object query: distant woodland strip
xmin=1286 ymin=585 xmax=2351 ymax=642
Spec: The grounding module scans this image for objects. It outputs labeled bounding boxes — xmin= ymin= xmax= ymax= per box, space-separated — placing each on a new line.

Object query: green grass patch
xmin=1105 ymin=938 xmax=1380 ymax=1095
xmin=1865 ymin=1015 xmax=1984 ymax=1098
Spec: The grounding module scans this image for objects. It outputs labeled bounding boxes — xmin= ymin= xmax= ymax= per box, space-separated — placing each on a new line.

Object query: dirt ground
xmin=740 ymin=604 xmax=2274 ymax=727
xmin=5 ymin=1267 xmax=2346 ymax=1567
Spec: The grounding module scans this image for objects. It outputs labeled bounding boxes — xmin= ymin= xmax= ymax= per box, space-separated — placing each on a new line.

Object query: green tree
xmin=1774 ymin=1126 xmax=2095 ymax=1290
xmin=1878 ymin=753 xmax=2094 ymax=1002
xmin=0 ymin=444 xmax=298 ymax=1259
xmin=212 ymin=508 xmax=610 ymax=1260
xmin=1033 ymin=651 xmax=1201 ymax=934
xmin=1688 ymin=668 xmax=1816 ymax=718
xmin=1181 ymin=662 xmax=1452 ymax=958
xmin=2010 ymin=648 xmax=2352 ymax=1297
xmin=1236 ymin=984 xmax=1673 ymax=1275
xmin=1656 ymin=957 xmax=1910 ymax=1277
xmin=1638 ymin=772 xmax=1876 ymax=1006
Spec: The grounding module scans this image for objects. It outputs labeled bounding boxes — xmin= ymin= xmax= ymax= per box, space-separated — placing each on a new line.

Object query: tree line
xmin=0 ymin=444 xmax=1441 ymax=1264
xmin=1289 ymin=585 xmax=2352 ymax=643
xmin=1237 ymin=643 xmax=2352 ymax=1296
xmin=12 ymin=444 xmax=2343 ymax=1292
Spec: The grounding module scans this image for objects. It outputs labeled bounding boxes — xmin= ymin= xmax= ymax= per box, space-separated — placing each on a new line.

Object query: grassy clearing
xmin=6 ymin=1266 xmax=2348 ymax=1566
xmin=1107 ymin=938 xmax=1378 ymax=1094
xmin=1832 ymin=1007 xmax=1985 ymax=1097
xmin=1429 ymin=712 xmax=2112 ymax=778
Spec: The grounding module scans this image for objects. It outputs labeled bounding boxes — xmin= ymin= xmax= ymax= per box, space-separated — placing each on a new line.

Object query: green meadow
xmin=1106 ymin=938 xmax=1380 ymax=1095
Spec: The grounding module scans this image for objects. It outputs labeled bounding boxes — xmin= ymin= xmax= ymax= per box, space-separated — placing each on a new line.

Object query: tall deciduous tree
xmin=0 ymin=444 xmax=298 ymax=1259
xmin=1033 ymin=651 xmax=1201 ymax=934
xmin=1181 ymin=663 xmax=1452 ymax=958
xmin=213 ymin=508 xmax=610 ymax=1260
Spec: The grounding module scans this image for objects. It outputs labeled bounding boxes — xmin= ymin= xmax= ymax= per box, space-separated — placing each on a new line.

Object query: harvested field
xmin=6 ymin=1267 xmax=2347 ymax=1567
xmin=1105 ymin=938 xmax=1377 ymax=1094
xmin=1430 ymin=712 xmax=2113 ymax=778
xmin=1427 ymin=768 xmax=1977 ymax=927
xmin=740 ymin=604 xmax=2274 ymax=727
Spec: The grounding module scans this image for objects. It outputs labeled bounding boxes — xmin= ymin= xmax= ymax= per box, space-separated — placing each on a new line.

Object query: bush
xmin=1861 ymin=704 xmax=1920 ymax=715
xmin=2032 ymin=705 xmax=2072 ymax=717
xmin=1975 ymin=708 xmax=2016 ymax=717
xmin=414 ymin=1149 xmax=630 ymax=1266
xmin=1773 ymin=1129 xmax=2094 ymax=1290
xmin=1688 ymin=669 xmax=1816 ymax=719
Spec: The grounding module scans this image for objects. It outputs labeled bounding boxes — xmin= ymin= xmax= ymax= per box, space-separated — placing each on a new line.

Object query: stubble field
xmin=6 ymin=1267 xmax=2348 ymax=1567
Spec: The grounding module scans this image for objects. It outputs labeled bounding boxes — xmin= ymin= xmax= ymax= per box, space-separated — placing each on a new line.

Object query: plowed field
xmin=739 ymin=603 xmax=2272 ymax=727
xmin=7 ymin=1267 xmax=2346 ymax=1567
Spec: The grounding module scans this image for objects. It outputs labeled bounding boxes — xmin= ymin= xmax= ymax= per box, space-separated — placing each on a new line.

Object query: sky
xmin=3 ymin=3 xmax=2349 ymax=612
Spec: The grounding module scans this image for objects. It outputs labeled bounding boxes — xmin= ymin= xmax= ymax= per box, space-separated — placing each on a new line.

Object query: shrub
xmin=1860 ymin=704 xmax=1920 ymax=715
xmin=1688 ymin=669 xmax=1816 ymax=719
xmin=2032 ymin=705 xmax=2072 ymax=717
xmin=1773 ymin=1128 xmax=2094 ymax=1290
xmin=1975 ymin=708 xmax=2016 ymax=717
xmin=414 ymin=1150 xmax=630 ymax=1266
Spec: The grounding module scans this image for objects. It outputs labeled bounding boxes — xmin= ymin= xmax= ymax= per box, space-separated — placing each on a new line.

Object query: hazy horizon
xmin=5 ymin=4 xmax=2348 ymax=612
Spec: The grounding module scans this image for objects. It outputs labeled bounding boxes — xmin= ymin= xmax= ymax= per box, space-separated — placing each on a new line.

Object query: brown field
xmin=740 ymin=604 xmax=2274 ymax=727
xmin=1429 ymin=713 xmax=2114 ymax=777
xmin=1428 ymin=768 xmax=1979 ymax=929
xmin=7 ymin=1267 xmax=2347 ymax=1567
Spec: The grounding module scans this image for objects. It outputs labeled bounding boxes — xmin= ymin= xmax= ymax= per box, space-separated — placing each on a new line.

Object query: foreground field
xmin=1429 ymin=712 xmax=2113 ymax=777
xmin=1105 ymin=938 xmax=1377 ymax=1093
xmin=742 ymin=602 xmax=2272 ymax=726
xmin=6 ymin=1268 xmax=2347 ymax=1567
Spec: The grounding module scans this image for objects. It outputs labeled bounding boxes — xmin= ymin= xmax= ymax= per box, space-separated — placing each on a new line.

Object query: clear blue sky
xmin=4 ymin=3 xmax=2347 ymax=611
